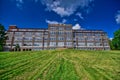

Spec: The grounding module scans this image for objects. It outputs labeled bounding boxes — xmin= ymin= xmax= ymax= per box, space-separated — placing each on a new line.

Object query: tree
xmin=15 ymin=44 xmax=20 ymax=51
xmin=0 ymin=24 xmax=7 ymax=51
xmin=109 ymin=39 xmax=114 ymax=50
xmin=112 ymin=29 xmax=120 ymax=50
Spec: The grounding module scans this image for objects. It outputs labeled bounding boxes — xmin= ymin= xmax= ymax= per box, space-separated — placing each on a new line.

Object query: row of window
xmin=7 ymin=42 xmax=73 ymax=47
xmin=50 ymin=31 xmax=72 ymax=36
xmin=6 ymin=42 xmax=108 ymax=47
xmin=49 ymin=27 xmax=72 ymax=31
xmin=75 ymin=33 xmax=106 ymax=36
xmin=74 ymin=43 xmax=109 ymax=46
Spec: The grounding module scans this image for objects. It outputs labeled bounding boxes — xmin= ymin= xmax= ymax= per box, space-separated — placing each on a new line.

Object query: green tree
xmin=112 ymin=29 xmax=120 ymax=50
xmin=0 ymin=24 xmax=7 ymax=51
xmin=15 ymin=44 xmax=20 ymax=51
xmin=109 ymin=40 xmax=114 ymax=50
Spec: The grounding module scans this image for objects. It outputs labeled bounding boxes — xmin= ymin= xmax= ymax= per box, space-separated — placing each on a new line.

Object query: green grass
xmin=0 ymin=50 xmax=120 ymax=80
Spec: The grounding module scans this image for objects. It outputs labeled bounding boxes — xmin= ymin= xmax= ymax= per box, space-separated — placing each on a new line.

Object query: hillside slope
xmin=0 ymin=50 xmax=120 ymax=80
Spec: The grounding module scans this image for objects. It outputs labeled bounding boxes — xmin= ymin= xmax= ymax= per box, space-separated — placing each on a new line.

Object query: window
xmin=34 ymin=43 xmax=42 ymax=47
xmin=15 ymin=37 xmax=22 ymax=41
xmin=95 ymin=38 xmax=101 ymax=41
xmin=58 ymin=27 xmax=64 ymax=30
xmin=50 ymin=27 xmax=56 ymax=30
xmin=96 ymin=43 xmax=102 ymax=46
xmin=44 ymin=42 xmax=48 ymax=47
xmin=78 ymin=37 xmax=85 ymax=41
xmin=78 ymin=43 xmax=85 ymax=46
xmin=58 ymin=37 xmax=64 ymax=41
xmin=66 ymin=32 xmax=72 ymax=36
xmin=104 ymin=43 xmax=108 ymax=46
xmin=50 ymin=37 xmax=56 ymax=41
xmin=66 ymin=42 xmax=72 ymax=46
xmin=35 ymin=32 xmax=43 ymax=36
xmin=58 ymin=42 xmax=64 ymax=47
xmin=58 ymin=31 xmax=64 ymax=35
xmin=78 ymin=33 xmax=83 ymax=36
xmin=50 ymin=31 xmax=56 ymax=35
xmin=87 ymin=37 xmax=94 ymax=41
xmin=95 ymin=33 xmax=101 ymax=37
xmin=24 ymin=37 xmax=32 ymax=41
xmin=50 ymin=42 xmax=56 ymax=47
xmin=15 ymin=32 xmax=23 ymax=36
xmin=66 ymin=27 xmax=71 ymax=31
xmin=35 ymin=37 xmax=42 ymax=41
xmin=87 ymin=43 xmax=94 ymax=46
xmin=66 ymin=37 xmax=72 ymax=41
xmin=24 ymin=32 xmax=33 ymax=36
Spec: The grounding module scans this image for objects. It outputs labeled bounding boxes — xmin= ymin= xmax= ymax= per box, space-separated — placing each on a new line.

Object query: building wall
xmin=4 ymin=24 xmax=110 ymax=51
xmin=73 ymin=30 xmax=110 ymax=50
xmin=48 ymin=24 xmax=73 ymax=49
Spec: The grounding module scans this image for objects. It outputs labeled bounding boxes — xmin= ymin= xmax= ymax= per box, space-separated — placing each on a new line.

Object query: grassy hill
xmin=0 ymin=50 xmax=120 ymax=80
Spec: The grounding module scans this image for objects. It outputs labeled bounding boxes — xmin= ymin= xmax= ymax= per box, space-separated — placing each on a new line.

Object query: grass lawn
xmin=0 ymin=50 xmax=120 ymax=80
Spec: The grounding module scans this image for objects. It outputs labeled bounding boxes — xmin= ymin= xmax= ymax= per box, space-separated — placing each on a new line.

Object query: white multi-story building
xmin=4 ymin=24 xmax=110 ymax=51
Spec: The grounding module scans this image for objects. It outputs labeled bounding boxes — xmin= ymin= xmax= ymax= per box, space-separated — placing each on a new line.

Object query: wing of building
xmin=4 ymin=24 xmax=110 ymax=51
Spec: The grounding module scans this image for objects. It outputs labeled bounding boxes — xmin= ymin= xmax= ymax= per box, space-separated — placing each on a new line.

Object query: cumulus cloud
xmin=41 ymin=0 xmax=94 ymax=17
xmin=46 ymin=19 xmax=67 ymax=24
xmin=115 ymin=10 xmax=120 ymax=24
xmin=46 ymin=19 xmax=59 ymax=24
xmin=14 ymin=0 xmax=94 ymax=17
xmin=76 ymin=12 xmax=84 ymax=19
xmin=52 ymin=7 xmax=72 ymax=17
xmin=72 ymin=24 xmax=82 ymax=30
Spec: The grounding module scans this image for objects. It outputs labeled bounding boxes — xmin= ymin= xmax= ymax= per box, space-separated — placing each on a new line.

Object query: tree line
xmin=109 ymin=29 xmax=120 ymax=50
xmin=0 ymin=24 xmax=7 ymax=51
xmin=0 ymin=24 xmax=120 ymax=51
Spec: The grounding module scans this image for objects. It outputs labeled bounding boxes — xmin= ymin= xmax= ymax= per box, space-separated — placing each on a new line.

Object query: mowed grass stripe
xmin=63 ymin=52 xmax=94 ymax=80
xmin=29 ymin=53 xmax=57 ymax=80
xmin=62 ymin=50 xmax=118 ymax=80
xmin=0 ymin=51 xmax=42 ymax=68
xmin=0 ymin=50 xmax=120 ymax=80
xmin=0 ymin=51 xmax=47 ymax=73
xmin=0 ymin=51 xmax=34 ymax=60
xmin=38 ymin=52 xmax=79 ymax=80
xmin=0 ymin=51 xmax=51 ymax=79
xmin=11 ymin=52 xmax=56 ymax=80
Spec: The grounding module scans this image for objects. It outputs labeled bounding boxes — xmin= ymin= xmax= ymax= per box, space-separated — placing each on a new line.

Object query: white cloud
xmin=52 ymin=7 xmax=73 ymax=17
xmin=72 ymin=24 xmax=82 ymax=30
xmin=62 ymin=19 xmax=67 ymax=23
xmin=41 ymin=0 xmax=94 ymax=17
xmin=109 ymin=38 xmax=113 ymax=40
xmin=14 ymin=0 xmax=94 ymax=17
xmin=46 ymin=19 xmax=67 ymax=24
xmin=115 ymin=10 xmax=120 ymax=24
xmin=46 ymin=19 xmax=59 ymax=24
xmin=76 ymin=12 xmax=84 ymax=19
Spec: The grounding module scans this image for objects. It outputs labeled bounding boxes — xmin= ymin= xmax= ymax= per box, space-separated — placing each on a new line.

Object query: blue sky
xmin=0 ymin=0 xmax=120 ymax=38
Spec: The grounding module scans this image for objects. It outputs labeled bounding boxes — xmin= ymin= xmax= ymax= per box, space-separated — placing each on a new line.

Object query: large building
xmin=4 ymin=24 xmax=110 ymax=51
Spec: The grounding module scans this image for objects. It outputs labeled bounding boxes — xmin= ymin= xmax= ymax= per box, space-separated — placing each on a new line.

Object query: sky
xmin=0 ymin=0 xmax=120 ymax=38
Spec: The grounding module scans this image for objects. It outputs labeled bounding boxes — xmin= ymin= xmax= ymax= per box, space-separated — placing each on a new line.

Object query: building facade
xmin=4 ymin=24 xmax=110 ymax=51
